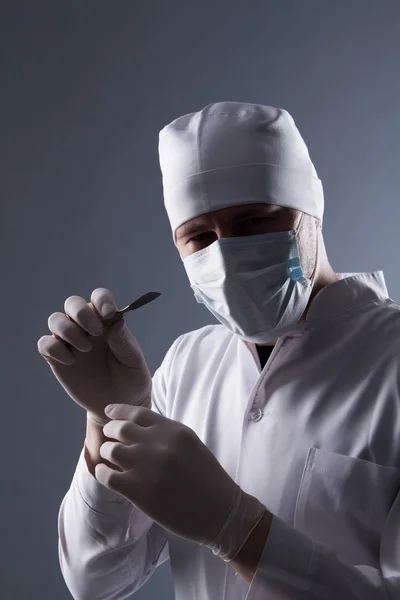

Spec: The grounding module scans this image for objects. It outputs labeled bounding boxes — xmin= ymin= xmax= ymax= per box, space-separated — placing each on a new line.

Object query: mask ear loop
xmin=294 ymin=211 xmax=306 ymax=236
xmin=291 ymin=212 xmax=318 ymax=284
xmin=308 ymin=217 xmax=319 ymax=283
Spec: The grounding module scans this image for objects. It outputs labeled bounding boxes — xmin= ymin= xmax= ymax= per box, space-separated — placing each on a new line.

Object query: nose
xmin=215 ymin=225 xmax=236 ymax=240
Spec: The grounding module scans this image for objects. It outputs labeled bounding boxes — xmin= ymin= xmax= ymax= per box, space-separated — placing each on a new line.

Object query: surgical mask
xmin=182 ymin=215 xmax=314 ymax=344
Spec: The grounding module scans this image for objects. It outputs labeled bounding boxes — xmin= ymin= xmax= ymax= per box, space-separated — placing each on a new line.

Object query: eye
xmin=187 ymin=218 xmax=271 ymax=243
xmin=188 ymin=232 xmax=210 ymax=243
xmin=243 ymin=217 xmax=270 ymax=226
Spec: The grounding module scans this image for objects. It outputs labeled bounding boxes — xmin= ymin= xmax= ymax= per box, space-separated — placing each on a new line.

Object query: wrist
xmin=87 ymin=411 xmax=110 ymax=428
xmin=205 ymin=488 xmax=267 ymax=562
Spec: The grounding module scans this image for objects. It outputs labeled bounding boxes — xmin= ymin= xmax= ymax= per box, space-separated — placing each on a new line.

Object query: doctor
xmin=153 ymin=102 xmax=399 ymax=597
xmin=51 ymin=102 xmax=400 ymax=599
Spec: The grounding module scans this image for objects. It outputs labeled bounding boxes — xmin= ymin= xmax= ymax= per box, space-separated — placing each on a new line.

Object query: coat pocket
xmin=294 ymin=447 xmax=400 ymax=566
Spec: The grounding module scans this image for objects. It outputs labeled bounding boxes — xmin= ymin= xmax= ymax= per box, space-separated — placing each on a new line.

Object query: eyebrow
xmin=176 ymin=206 xmax=275 ymax=239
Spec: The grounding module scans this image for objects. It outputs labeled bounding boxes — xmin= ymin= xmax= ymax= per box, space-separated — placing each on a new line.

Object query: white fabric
xmin=158 ymin=101 xmax=324 ymax=241
xmin=58 ymin=271 xmax=400 ymax=600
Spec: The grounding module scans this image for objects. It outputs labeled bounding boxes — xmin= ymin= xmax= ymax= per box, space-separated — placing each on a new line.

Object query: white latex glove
xmin=96 ymin=403 xmax=268 ymax=562
xmin=37 ymin=288 xmax=152 ymax=426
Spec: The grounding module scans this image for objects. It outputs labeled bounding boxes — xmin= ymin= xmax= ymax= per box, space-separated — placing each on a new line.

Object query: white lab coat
xmin=58 ymin=271 xmax=400 ymax=599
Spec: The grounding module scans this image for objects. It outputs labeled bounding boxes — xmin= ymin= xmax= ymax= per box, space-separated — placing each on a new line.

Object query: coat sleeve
xmin=245 ymin=493 xmax=400 ymax=600
xmin=57 ymin=334 xmax=186 ymax=600
xmin=58 ymin=447 xmax=169 ymax=600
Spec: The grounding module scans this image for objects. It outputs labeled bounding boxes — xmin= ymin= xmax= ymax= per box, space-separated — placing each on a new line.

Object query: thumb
xmin=105 ymin=318 xmax=145 ymax=367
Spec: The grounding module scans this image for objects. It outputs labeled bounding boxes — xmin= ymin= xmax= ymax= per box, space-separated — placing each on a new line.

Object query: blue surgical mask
xmin=182 ymin=214 xmax=314 ymax=344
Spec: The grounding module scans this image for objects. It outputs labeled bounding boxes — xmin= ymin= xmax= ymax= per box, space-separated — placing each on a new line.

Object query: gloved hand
xmin=37 ymin=288 xmax=152 ymax=426
xmin=96 ymin=403 xmax=268 ymax=562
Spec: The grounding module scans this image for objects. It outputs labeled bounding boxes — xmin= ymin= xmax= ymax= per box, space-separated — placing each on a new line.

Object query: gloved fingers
xmin=95 ymin=461 xmax=140 ymax=498
xmin=102 ymin=418 xmax=144 ymax=444
xmin=99 ymin=440 xmax=136 ymax=471
xmin=104 ymin=403 xmax=162 ymax=426
xmin=62 ymin=295 xmax=104 ymax=336
xmin=90 ymin=287 xmax=119 ymax=319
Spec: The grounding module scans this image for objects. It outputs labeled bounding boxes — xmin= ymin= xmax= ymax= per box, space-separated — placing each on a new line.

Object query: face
xmin=175 ymin=203 xmax=319 ymax=281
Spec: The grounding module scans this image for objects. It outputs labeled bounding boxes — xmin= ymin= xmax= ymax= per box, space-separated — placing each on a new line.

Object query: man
xmin=58 ymin=102 xmax=400 ymax=599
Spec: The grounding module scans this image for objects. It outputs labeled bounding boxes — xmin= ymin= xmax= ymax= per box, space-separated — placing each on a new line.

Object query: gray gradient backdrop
xmin=1 ymin=1 xmax=400 ymax=598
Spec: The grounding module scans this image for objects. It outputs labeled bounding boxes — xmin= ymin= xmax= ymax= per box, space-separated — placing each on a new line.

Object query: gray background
xmin=1 ymin=1 xmax=400 ymax=598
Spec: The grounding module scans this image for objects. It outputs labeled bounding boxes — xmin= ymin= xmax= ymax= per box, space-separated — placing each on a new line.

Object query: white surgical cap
xmin=158 ymin=101 xmax=324 ymax=242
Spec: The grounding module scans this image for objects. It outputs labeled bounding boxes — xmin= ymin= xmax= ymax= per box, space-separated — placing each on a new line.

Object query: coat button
xmin=249 ymin=408 xmax=263 ymax=422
